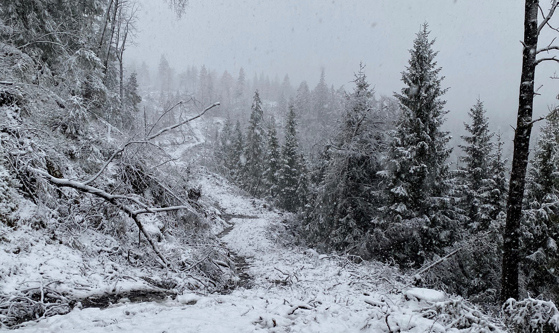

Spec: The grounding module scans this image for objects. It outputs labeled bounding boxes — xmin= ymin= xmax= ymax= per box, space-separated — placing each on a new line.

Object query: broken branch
xmin=30 ymin=167 xmax=183 ymax=268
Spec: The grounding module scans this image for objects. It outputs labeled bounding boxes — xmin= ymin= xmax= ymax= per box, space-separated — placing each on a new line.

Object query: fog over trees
xmin=2 ymin=1 xmax=559 ymax=332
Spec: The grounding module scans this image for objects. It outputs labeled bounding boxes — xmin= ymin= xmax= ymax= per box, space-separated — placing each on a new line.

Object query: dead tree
xmin=502 ymin=0 xmax=559 ymax=302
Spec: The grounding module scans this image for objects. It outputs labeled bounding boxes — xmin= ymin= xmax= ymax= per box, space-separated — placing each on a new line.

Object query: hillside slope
xmin=7 ymin=170 xmax=506 ymax=332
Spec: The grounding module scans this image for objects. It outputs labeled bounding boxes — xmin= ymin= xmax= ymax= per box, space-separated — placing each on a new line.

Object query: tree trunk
xmin=501 ymin=0 xmax=539 ymax=302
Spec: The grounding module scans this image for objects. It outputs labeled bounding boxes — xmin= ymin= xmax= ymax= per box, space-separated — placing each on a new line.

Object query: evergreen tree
xmin=296 ymin=153 xmax=310 ymax=210
xmin=215 ymin=117 xmax=234 ymax=174
xmin=124 ymin=72 xmax=142 ymax=113
xmin=119 ymin=71 xmax=142 ymax=131
xmin=304 ymin=66 xmax=386 ymax=253
xmin=486 ymin=132 xmax=509 ymax=222
xmin=231 ymin=120 xmax=245 ymax=181
xmin=520 ymin=117 xmax=559 ymax=301
xmin=277 ymin=105 xmax=305 ymax=212
xmin=457 ymin=99 xmax=494 ymax=230
xmin=242 ymin=91 xmax=266 ymax=196
xmin=380 ymin=23 xmax=454 ymax=264
xmin=264 ymin=116 xmax=281 ymax=198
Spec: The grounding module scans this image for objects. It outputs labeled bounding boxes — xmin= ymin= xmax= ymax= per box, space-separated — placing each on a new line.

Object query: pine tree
xmin=242 ymin=91 xmax=266 ymax=196
xmin=457 ymin=99 xmax=494 ymax=230
xmin=304 ymin=66 xmax=386 ymax=253
xmin=521 ymin=117 xmax=559 ymax=300
xmin=277 ymin=105 xmax=305 ymax=212
xmin=264 ymin=116 xmax=281 ymax=198
xmin=380 ymin=23 xmax=454 ymax=264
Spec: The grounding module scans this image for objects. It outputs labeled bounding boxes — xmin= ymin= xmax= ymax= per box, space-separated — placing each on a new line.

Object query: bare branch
xmin=526 ymin=116 xmax=546 ymax=128
xmin=147 ymin=102 xmax=220 ymax=141
xmin=83 ymin=140 xmax=151 ymax=185
xmin=537 ymin=38 xmax=559 ymax=54
xmin=535 ymin=56 xmax=559 ymax=66
xmin=538 ymin=1 xmax=559 ymax=35
xmin=29 ymin=167 xmax=187 ymax=267
xmin=147 ymin=101 xmax=186 ymax=137
xmin=83 ymin=102 xmax=219 ymax=185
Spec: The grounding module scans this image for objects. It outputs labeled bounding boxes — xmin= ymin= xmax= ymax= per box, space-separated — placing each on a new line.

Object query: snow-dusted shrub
xmin=0 ymin=164 xmax=18 ymax=225
xmin=419 ymin=298 xmax=500 ymax=332
xmin=420 ymin=226 xmax=503 ymax=305
xmin=49 ymin=96 xmax=90 ymax=138
xmin=502 ymin=298 xmax=559 ymax=332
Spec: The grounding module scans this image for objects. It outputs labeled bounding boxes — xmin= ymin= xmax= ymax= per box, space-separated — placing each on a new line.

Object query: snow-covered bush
xmin=503 ymin=298 xmax=559 ymax=332
xmin=0 ymin=164 xmax=18 ymax=225
xmin=420 ymin=224 xmax=503 ymax=305
xmin=419 ymin=298 xmax=500 ymax=332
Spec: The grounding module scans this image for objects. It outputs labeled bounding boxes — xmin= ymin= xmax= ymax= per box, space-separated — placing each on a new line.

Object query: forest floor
xmin=5 ymin=171 xmax=503 ymax=333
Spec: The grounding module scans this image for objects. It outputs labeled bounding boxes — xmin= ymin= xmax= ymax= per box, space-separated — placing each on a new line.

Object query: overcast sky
xmin=128 ymin=0 xmax=559 ymax=143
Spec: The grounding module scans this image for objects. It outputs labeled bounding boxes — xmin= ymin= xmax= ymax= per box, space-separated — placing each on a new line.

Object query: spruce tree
xmin=277 ymin=105 xmax=304 ymax=212
xmin=521 ymin=117 xmax=559 ymax=300
xmin=458 ymin=99 xmax=494 ymax=230
xmin=215 ymin=117 xmax=234 ymax=174
xmin=231 ymin=120 xmax=245 ymax=181
xmin=296 ymin=153 xmax=310 ymax=210
xmin=264 ymin=116 xmax=281 ymax=198
xmin=124 ymin=72 xmax=142 ymax=113
xmin=242 ymin=91 xmax=266 ymax=196
xmin=304 ymin=66 xmax=386 ymax=252
xmin=486 ymin=133 xmax=509 ymax=222
xmin=381 ymin=23 xmax=453 ymax=264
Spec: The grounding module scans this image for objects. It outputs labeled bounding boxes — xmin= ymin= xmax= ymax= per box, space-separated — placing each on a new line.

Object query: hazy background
xmin=127 ymin=0 xmax=559 ymax=152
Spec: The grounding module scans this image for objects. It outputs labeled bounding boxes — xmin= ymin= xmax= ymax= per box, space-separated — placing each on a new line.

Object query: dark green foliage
xmin=277 ymin=105 xmax=306 ymax=212
xmin=124 ymin=72 xmax=142 ymax=113
xmin=457 ymin=100 xmax=495 ymax=230
xmin=304 ymin=65 xmax=387 ymax=253
xmin=263 ymin=116 xmax=281 ymax=198
xmin=379 ymin=23 xmax=455 ymax=265
xmin=487 ymin=133 xmax=509 ymax=222
xmin=520 ymin=116 xmax=559 ymax=301
xmin=215 ymin=117 xmax=234 ymax=175
xmin=122 ymin=72 xmax=142 ymax=131
xmin=241 ymin=91 xmax=266 ymax=196
xmin=232 ymin=120 xmax=245 ymax=180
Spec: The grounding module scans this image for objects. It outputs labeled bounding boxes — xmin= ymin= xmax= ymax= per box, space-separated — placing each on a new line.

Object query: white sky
xmin=128 ymin=0 xmax=559 ymax=144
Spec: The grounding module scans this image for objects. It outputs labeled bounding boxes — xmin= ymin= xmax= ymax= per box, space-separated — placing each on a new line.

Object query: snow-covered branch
xmin=29 ymin=167 xmax=198 ymax=268
xmin=83 ymin=140 xmax=153 ymax=185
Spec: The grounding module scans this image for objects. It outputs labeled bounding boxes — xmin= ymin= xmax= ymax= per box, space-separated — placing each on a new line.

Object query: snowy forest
xmin=1 ymin=0 xmax=559 ymax=332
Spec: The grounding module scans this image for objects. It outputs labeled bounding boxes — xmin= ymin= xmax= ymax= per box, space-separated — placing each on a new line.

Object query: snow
xmin=5 ymin=170 xmax=503 ymax=332
xmin=405 ymin=288 xmax=446 ymax=302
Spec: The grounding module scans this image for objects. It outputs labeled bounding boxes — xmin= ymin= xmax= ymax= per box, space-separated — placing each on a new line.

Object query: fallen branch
xmin=287 ymin=304 xmax=313 ymax=315
xmin=413 ymin=246 xmax=463 ymax=277
xmin=84 ymin=102 xmax=220 ymax=186
xmin=30 ymin=167 xmax=194 ymax=268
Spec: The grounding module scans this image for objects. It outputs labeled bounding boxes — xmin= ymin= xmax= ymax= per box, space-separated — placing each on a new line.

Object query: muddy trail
xmin=78 ymin=289 xmax=177 ymax=309
xmin=218 ymin=213 xmax=259 ymax=292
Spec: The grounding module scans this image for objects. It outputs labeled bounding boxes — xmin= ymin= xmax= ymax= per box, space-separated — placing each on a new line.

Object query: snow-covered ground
xmin=6 ymin=171 xmax=503 ymax=332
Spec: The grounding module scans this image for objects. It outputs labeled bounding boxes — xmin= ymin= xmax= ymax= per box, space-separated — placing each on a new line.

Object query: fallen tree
xmin=29 ymin=102 xmax=220 ymax=267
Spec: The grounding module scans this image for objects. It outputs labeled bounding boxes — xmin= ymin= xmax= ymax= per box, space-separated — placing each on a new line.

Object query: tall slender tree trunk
xmin=501 ymin=0 xmax=539 ymax=302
